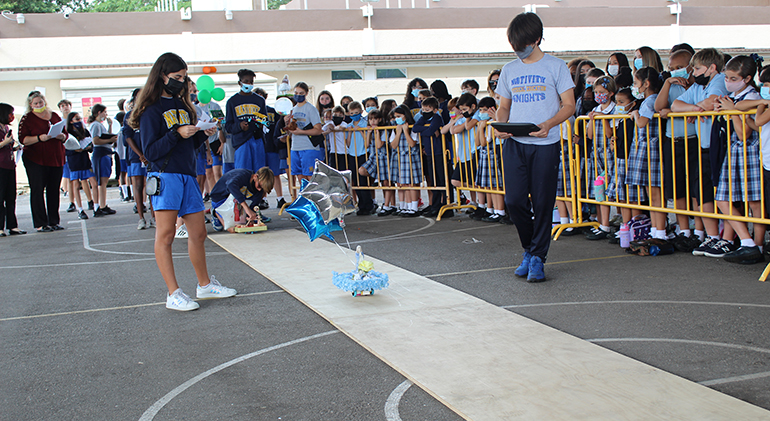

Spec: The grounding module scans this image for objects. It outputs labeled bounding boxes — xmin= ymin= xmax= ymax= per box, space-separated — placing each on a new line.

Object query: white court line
xmin=0 ymin=252 xmax=229 ymax=270
xmin=0 ymin=290 xmax=284 ymax=322
xmin=73 ymin=220 xmax=186 ymax=256
xmin=384 ymin=380 xmax=413 ymax=421
xmin=503 ymin=300 xmax=770 ymax=310
xmin=91 ymin=238 xmax=156 ymax=246
xmin=700 ymin=371 xmax=770 ymax=386
xmin=138 ymin=330 xmax=339 ymax=421
xmin=352 ymin=220 xmax=500 ymax=245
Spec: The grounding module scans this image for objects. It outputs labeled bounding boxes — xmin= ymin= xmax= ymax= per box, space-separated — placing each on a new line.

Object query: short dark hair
xmin=117 ymin=99 xmax=126 ymax=111
xmin=237 ymin=68 xmax=256 ymax=80
xmin=0 ymin=103 xmax=14 ymax=125
xmin=422 ymin=97 xmax=439 ymax=109
xmin=670 ymin=43 xmax=695 ymax=55
xmin=478 ymin=96 xmax=496 ymax=109
xmin=759 ymin=65 xmax=770 ymax=84
xmin=457 ymin=93 xmax=478 ymax=108
xmin=461 ymin=79 xmax=479 ymax=92
xmin=507 ymin=12 xmax=543 ymax=52
xmin=57 ymin=99 xmax=71 ymax=108
xmin=254 ymin=87 xmax=268 ymax=99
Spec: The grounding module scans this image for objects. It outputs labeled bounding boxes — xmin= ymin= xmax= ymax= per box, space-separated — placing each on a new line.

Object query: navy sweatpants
xmin=503 ymin=139 xmax=560 ymax=260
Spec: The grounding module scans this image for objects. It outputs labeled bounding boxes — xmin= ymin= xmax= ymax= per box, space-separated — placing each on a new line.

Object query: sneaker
xmin=101 ymin=206 xmax=116 ymax=215
xmin=671 ymin=234 xmax=701 ymax=253
xmin=93 ymin=208 xmax=105 ymax=217
xmin=78 ymin=210 xmax=89 ymax=220
xmin=514 ymin=251 xmax=531 ymax=277
xmin=204 ymin=215 xmax=211 ymax=224
xmin=692 ymin=237 xmax=718 ymax=256
xmin=527 ymin=255 xmax=546 ymax=283
xmin=197 ymin=275 xmax=237 ymax=299
xmin=87 ymin=200 xmax=94 ymax=211
xmin=585 ymin=228 xmax=610 ymax=240
xmin=166 ymin=289 xmax=200 ymax=311
xmin=203 ymin=193 xmax=211 ymax=202
xmin=137 ymin=218 xmax=147 ymax=230
xmin=66 ymin=203 xmax=76 ymax=213
xmin=133 ymin=204 xmax=138 ymax=214
xmin=175 ymin=225 xmax=188 ymax=239
xmin=212 ymin=217 xmax=224 ymax=232
xmin=724 ymin=246 xmax=764 ymax=264
xmin=258 ymin=211 xmax=271 ymax=223
xmin=481 ymin=213 xmax=502 ymax=223
xmin=258 ymin=199 xmax=269 ymax=210
xmin=277 ymin=198 xmax=287 ymax=209
xmin=148 ymin=216 xmax=156 ymax=228
xmin=703 ymin=239 xmax=738 ymax=258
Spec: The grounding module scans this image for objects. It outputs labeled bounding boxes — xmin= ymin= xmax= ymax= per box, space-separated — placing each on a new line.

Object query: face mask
xmin=415 ymin=101 xmax=422 ymax=108
xmin=350 ymin=113 xmax=362 ymax=122
xmin=332 ymin=116 xmax=344 ymax=125
xmin=73 ymin=122 xmax=83 ymax=130
xmin=634 ymin=58 xmax=644 ymax=69
xmin=489 ymin=80 xmax=498 ymax=91
xmin=33 ymin=106 xmax=46 ymax=114
xmin=515 ymin=44 xmax=534 ymax=60
xmin=366 ymin=106 xmax=377 ymax=114
xmin=411 ymin=88 xmax=421 ymax=97
xmin=725 ymin=79 xmax=746 ymax=93
xmin=693 ymin=71 xmax=711 ymax=86
xmin=191 ymin=93 xmax=198 ymax=103
xmin=240 ymin=84 xmax=253 ymax=93
xmin=631 ymin=86 xmax=644 ymax=99
xmin=607 ymin=64 xmax=619 ymax=77
xmin=478 ymin=112 xmax=491 ymax=121
xmin=422 ymin=111 xmax=434 ymax=120
xmin=585 ymin=82 xmax=593 ymax=88
xmin=449 ymin=111 xmax=457 ymax=118
xmin=616 ymin=105 xmax=627 ymax=114
xmin=462 ymin=111 xmax=472 ymax=118
xmin=594 ymin=92 xmax=610 ymax=105
xmin=582 ymin=99 xmax=597 ymax=114
xmin=165 ymin=77 xmax=185 ymax=96
xmin=395 ymin=117 xmax=405 ymax=125
xmin=761 ymin=86 xmax=770 ymax=100
xmin=294 ymin=94 xmax=306 ymax=103
xmin=670 ymin=68 xmax=690 ymax=79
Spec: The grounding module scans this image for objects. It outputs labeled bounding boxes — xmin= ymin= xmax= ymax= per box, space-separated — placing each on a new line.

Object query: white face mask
xmin=607 ymin=64 xmax=619 ymax=77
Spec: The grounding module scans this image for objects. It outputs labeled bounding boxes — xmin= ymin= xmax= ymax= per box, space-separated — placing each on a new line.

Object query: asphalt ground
xmin=3 ymin=183 xmax=770 ymax=419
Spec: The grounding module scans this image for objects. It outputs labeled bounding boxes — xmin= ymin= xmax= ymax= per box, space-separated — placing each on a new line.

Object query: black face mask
xmin=332 ymin=116 xmax=344 ymax=126
xmin=462 ymin=111 xmax=472 ymax=118
xmin=581 ymin=98 xmax=597 ymax=114
xmin=342 ymin=103 xmax=349 ymax=111
xmin=165 ymin=77 xmax=185 ymax=96
xmin=422 ymin=111 xmax=434 ymax=120
xmin=693 ymin=72 xmax=710 ymax=86
xmin=489 ymin=80 xmax=498 ymax=91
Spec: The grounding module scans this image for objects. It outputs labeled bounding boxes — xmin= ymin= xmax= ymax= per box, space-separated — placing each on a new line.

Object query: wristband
xmin=37 ymin=134 xmax=41 ymax=142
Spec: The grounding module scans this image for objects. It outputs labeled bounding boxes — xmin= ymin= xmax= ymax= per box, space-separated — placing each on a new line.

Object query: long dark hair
xmin=392 ymin=104 xmax=415 ymax=125
xmin=67 ymin=112 xmax=89 ymax=140
xmin=0 ymin=103 xmax=13 ymax=125
xmin=129 ymin=52 xmax=195 ymax=129
xmin=430 ymin=80 xmax=451 ymax=102
xmin=725 ymin=55 xmax=759 ymax=90
xmin=403 ymin=77 xmax=428 ymax=108
xmin=88 ymin=103 xmax=106 ymax=124
xmin=316 ymin=90 xmax=335 ymax=113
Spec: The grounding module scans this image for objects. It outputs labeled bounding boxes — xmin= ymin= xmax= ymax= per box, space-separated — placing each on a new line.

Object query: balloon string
xmin=332 ymin=236 xmax=357 ymax=267
xmin=342 ymin=226 xmax=352 ymax=250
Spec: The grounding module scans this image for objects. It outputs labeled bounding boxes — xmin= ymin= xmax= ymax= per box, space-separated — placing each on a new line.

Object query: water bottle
xmin=619 ymin=224 xmax=630 ymax=248
xmin=593 ymin=176 xmax=606 ymax=202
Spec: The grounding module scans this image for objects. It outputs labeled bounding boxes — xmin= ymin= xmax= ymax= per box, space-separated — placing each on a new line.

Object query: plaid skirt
xmin=626 ymin=136 xmax=662 ymax=188
xmin=715 ymin=134 xmax=762 ymax=202
xmin=391 ymin=148 xmax=422 ymax=185
xmin=476 ymin=144 xmax=503 ymax=188
xmin=556 ymin=145 xmax=573 ymax=197
xmin=607 ymin=158 xmax=626 ymax=202
xmin=361 ymin=146 xmax=391 ymax=182
xmin=586 ymin=148 xmax=614 ymax=200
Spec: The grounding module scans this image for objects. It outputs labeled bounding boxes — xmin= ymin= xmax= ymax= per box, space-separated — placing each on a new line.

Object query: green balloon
xmin=197 ymin=75 xmax=215 ymax=92
xmin=198 ymin=89 xmax=212 ymax=104
xmin=212 ymin=87 xmax=226 ymax=102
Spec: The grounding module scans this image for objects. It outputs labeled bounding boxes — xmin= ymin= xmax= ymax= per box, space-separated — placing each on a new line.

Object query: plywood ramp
xmin=211 ymin=230 xmax=770 ymax=420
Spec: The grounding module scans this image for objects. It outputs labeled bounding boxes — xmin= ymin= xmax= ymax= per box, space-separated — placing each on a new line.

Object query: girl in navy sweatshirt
xmin=129 ymin=52 xmax=236 ymax=312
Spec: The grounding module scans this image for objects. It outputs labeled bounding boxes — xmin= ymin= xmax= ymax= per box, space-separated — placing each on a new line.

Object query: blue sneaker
xmin=259 ymin=211 xmax=271 ymax=223
xmin=514 ymin=251 xmax=531 ymax=277
xmin=212 ymin=217 xmax=224 ymax=232
xmin=527 ymin=255 xmax=546 ymax=283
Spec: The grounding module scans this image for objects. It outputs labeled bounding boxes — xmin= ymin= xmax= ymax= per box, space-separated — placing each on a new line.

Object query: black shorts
xmin=662 ymin=136 xmax=714 ymax=203
xmin=451 ymin=157 xmax=477 ymax=184
xmin=346 ymin=154 xmax=371 ymax=187
xmin=327 ymin=153 xmax=348 ymax=171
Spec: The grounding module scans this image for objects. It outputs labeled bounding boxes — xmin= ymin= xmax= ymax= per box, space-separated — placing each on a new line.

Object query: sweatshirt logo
xmin=162 ymin=109 xmax=191 ymax=128
xmin=235 ymin=104 xmax=264 ymax=118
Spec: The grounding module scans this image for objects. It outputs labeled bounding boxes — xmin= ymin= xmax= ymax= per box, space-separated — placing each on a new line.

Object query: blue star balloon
xmin=286 ymin=196 xmax=341 ymax=242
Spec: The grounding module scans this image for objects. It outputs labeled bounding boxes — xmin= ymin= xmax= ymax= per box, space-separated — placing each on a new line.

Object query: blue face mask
xmin=478 ymin=112 xmax=491 ymax=121
xmin=585 ymin=82 xmax=593 ymax=88
xmin=190 ymin=93 xmax=198 ymax=103
xmin=366 ymin=106 xmax=377 ymax=114
xmin=294 ymin=94 xmax=306 ymax=104
xmin=761 ymin=86 xmax=770 ymax=100
xmin=411 ymin=88 xmax=421 ymax=97
xmin=515 ymin=45 xmax=534 ymax=60
xmin=634 ymin=58 xmax=644 ymax=69
xmin=350 ymin=113 xmax=362 ymax=122
xmin=415 ymin=101 xmax=422 ymax=108
xmin=240 ymin=84 xmax=253 ymax=93
xmin=395 ymin=117 xmax=405 ymax=125
xmin=670 ymin=68 xmax=690 ymax=79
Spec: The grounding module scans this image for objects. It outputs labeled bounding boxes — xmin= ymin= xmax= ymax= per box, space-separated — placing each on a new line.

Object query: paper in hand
xmin=80 ymin=137 xmax=93 ymax=150
xmin=196 ymin=120 xmax=218 ymax=131
xmin=48 ymin=121 xmax=65 ymax=138
xmin=64 ymin=135 xmax=80 ymax=151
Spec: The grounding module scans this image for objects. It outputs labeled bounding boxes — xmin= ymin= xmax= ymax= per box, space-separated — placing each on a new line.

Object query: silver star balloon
xmin=301 ymin=160 xmax=357 ymax=223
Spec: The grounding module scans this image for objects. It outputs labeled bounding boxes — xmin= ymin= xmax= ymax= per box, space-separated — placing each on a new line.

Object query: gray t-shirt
xmin=291 ymin=102 xmax=322 ymax=151
xmin=196 ymin=102 xmax=222 ymax=144
xmin=89 ymin=121 xmax=112 ymax=150
xmin=497 ymin=54 xmax=574 ymax=145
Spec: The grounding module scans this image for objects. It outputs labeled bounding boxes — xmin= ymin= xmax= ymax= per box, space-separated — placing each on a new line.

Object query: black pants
xmin=347 ymin=154 xmax=374 ymax=211
xmin=503 ymin=140 xmax=560 ymax=260
xmin=424 ymin=154 xmax=449 ymax=209
xmin=23 ymin=157 xmax=63 ymax=228
xmin=0 ymin=167 xmax=18 ymax=230
xmin=661 ymin=136 xmax=714 ymax=202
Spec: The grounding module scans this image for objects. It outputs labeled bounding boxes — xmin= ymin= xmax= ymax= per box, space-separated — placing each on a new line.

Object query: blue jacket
xmin=140 ymin=97 xmax=206 ymax=176
xmin=225 ymin=92 xmax=267 ymax=150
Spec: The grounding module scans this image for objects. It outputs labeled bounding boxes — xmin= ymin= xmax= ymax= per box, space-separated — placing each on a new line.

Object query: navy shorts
xmin=69 ymin=169 xmax=95 ymax=181
xmin=266 ymin=152 xmax=283 ymax=175
xmin=94 ymin=154 xmax=112 ymax=182
xmin=148 ymin=172 xmax=205 ymax=217
xmin=127 ymin=162 xmax=147 ymax=178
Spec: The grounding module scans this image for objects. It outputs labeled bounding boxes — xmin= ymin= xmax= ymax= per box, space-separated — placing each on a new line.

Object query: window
xmin=331 ymin=70 xmax=363 ymax=81
xmin=376 ymin=69 xmax=407 ymax=79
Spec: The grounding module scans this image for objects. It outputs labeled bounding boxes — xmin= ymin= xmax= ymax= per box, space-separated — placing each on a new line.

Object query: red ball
xmin=202 ymin=67 xmax=211 ymax=74
xmin=209 ymin=66 xmax=217 ymax=74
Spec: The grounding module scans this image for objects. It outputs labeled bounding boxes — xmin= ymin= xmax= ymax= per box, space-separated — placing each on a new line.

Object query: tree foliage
xmin=0 ymin=0 xmax=291 ymax=13
xmin=268 ymin=0 xmax=292 ymax=9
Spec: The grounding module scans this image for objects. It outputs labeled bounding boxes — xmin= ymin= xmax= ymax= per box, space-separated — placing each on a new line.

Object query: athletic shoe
xmin=585 ymin=228 xmax=610 ymax=240
xmin=66 ymin=203 xmax=76 ymax=213
xmin=87 ymin=200 xmax=94 ymax=211
xmin=166 ymin=289 xmax=199 ymax=311
xmin=258 ymin=199 xmax=269 ymax=210
xmin=101 ymin=206 xmax=116 ymax=215
xmin=133 ymin=204 xmax=138 ymax=214
xmin=527 ymin=255 xmax=546 ymax=283
xmin=148 ymin=216 xmax=156 ymax=228
xmin=197 ymin=275 xmax=237 ymax=299
xmin=481 ymin=213 xmax=502 ymax=223
xmin=258 ymin=211 xmax=271 ymax=223
xmin=202 ymin=193 xmax=211 ymax=202
xmin=175 ymin=225 xmax=188 ymax=239
xmin=93 ymin=208 xmax=105 ymax=217
xmin=671 ymin=234 xmax=701 ymax=253
xmin=277 ymin=198 xmax=287 ymax=209
xmin=692 ymin=237 xmax=718 ymax=256
xmin=137 ymin=218 xmax=147 ymax=230
xmin=78 ymin=210 xmax=89 ymax=220
xmin=514 ymin=251 xmax=531 ymax=277
xmin=204 ymin=215 xmax=211 ymax=224
xmin=724 ymin=246 xmax=764 ymax=264
xmin=119 ymin=190 xmax=125 ymax=201
xmin=212 ymin=217 xmax=224 ymax=232
xmin=703 ymin=239 xmax=738 ymax=258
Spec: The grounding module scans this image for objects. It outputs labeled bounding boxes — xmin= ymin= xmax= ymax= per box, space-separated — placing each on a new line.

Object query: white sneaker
xmin=166 ymin=289 xmax=200 ymax=311
xmin=148 ymin=216 xmax=156 ymax=228
xmin=197 ymin=275 xmax=237 ymax=299
xmin=137 ymin=218 xmax=147 ymax=230
xmin=175 ymin=224 xmax=188 ymax=239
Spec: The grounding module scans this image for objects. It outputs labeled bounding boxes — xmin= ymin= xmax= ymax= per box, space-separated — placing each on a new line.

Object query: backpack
xmin=628 ymin=214 xmax=651 ymax=242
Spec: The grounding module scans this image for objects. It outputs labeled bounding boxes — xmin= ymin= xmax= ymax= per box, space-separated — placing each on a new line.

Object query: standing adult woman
xmin=0 ymin=103 xmax=25 ymax=236
xmin=18 ymin=91 xmax=67 ymax=232
xmin=129 ymin=52 xmax=236 ymax=311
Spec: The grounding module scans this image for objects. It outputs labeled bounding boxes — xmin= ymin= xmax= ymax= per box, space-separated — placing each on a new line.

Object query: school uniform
xmin=586 ymin=102 xmax=616 ymax=200
xmin=450 ymin=114 xmax=479 ymax=186
xmin=476 ymin=127 xmax=504 ymax=189
xmin=289 ymin=102 xmax=324 ymax=176
xmin=556 ymin=116 xmax=575 ymax=198
xmin=122 ymin=111 xmax=145 ymax=178
xmin=140 ymin=97 xmax=207 ymax=217
xmin=210 ymin=168 xmax=264 ymax=211
xmin=347 ymin=118 xmax=374 ymax=212
xmin=66 ymin=129 xmax=95 ymax=181
xmin=626 ymin=95 xmax=659 ymax=203
xmin=606 ymin=113 xmax=636 ymax=202
xmin=197 ymin=102 xmax=223 ymax=168
xmin=0 ymin=124 xmax=18 ymax=231
xmin=412 ymin=112 xmax=447 ymax=209
xmin=263 ymin=105 xmax=282 ymax=175
xmin=390 ymin=130 xmax=422 ymax=185
xmin=715 ymin=87 xmax=762 ymax=202
xmin=225 ymin=92 xmax=267 ymax=174
xmin=322 ymin=120 xmax=348 ymax=171
xmin=89 ymin=120 xmax=113 ymax=183
xmin=360 ymin=129 xmax=391 ymax=182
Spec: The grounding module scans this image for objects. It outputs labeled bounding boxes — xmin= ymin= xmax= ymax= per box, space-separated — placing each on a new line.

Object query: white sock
xmin=709 ymin=235 xmax=720 ymax=240
xmin=495 ymin=209 xmax=505 ymax=216
xmin=478 ymin=203 xmax=486 ymax=209
xmin=560 ymin=217 xmax=569 ymax=224
xmin=741 ymin=238 xmax=756 ymax=248
xmin=599 ymin=225 xmax=610 ymax=232
xmin=759 ymin=245 xmax=764 ymax=253
xmin=76 ymin=206 xmax=83 ymax=212
xmin=694 ymin=230 xmax=705 ymax=241
xmin=487 ymin=208 xmax=494 ymax=214
xmin=681 ymin=229 xmax=691 ymax=237
xmin=399 ymin=201 xmax=406 ymax=210
xmin=410 ymin=201 xmax=418 ymax=211
xmin=650 ymin=228 xmax=658 ymax=237
xmin=656 ymin=231 xmax=667 ymax=240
